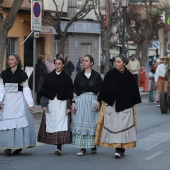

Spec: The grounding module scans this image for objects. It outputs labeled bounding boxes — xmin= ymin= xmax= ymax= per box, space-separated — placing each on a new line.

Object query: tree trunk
xmin=59 ymin=36 xmax=65 ymax=55
xmin=136 ymin=43 xmax=142 ymax=60
xmin=0 ymin=0 xmax=24 ymax=72
xmin=0 ymin=24 xmax=6 ymax=72
xmin=140 ymin=40 xmax=149 ymax=67
xmin=104 ymin=29 xmax=110 ymax=75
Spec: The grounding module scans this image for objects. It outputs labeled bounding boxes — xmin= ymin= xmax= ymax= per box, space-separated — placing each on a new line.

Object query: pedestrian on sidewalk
xmin=148 ymin=59 xmax=161 ymax=103
xmin=45 ymin=55 xmax=55 ymax=73
xmin=64 ymin=56 xmax=75 ymax=76
xmin=71 ymin=54 xmax=103 ymax=156
xmin=0 ymin=53 xmax=36 ymax=156
xmin=37 ymin=58 xmax=73 ymax=156
xmin=76 ymin=57 xmax=83 ymax=73
xmin=35 ymin=55 xmax=48 ymax=104
xmin=155 ymin=56 xmax=168 ymax=106
xmin=126 ymin=54 xmax=140 ymax=83
xmin=94 ymin=53 xmax=141 ymax=159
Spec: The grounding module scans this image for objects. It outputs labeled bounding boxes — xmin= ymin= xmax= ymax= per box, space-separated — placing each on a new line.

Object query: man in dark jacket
xmin=35 ymin=55 xmax=47 ymax=104
xmin=64 ymin=57 xmax=75 ymax=76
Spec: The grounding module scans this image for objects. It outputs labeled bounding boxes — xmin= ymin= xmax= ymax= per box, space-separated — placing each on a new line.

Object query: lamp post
xmin=121 ymin=0 xmax=128 ymax=54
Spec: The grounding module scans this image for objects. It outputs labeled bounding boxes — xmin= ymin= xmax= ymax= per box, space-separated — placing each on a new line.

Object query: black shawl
xmin=40 ymin=70 xmax=73 ymax=101
xmin=0 ymin=66 xmax=28 ymax=91
xmin=74 ymin=69 xmax=103 ymax=96
xmin=98 ymin=68 xmax=141 ymax=112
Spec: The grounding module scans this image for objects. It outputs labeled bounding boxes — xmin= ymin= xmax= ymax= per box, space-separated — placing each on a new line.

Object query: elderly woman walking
xmin=94 ymin=54 xmax=141 ymax=159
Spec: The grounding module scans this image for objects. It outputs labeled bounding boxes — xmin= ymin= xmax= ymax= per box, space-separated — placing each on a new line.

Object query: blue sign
xmin=33 ymin=2 xmax=40 ymax=18
xmin=31 ymin=0 xmax=42 ymax=31
xmin=152 ymin=41 xmax=159 ymax=48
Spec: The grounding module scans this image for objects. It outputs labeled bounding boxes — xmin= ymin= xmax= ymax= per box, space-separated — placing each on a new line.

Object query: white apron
xmin=0 ymin=92 xmax=28 ymax=130
xmin=46 ymin=97 xmax=68 ymax=133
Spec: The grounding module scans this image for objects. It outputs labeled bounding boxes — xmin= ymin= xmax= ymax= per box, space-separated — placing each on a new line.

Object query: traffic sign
xmin=152 ymin=41 xmax=160 ymax=48
xmin=34 ymin=31 xmax=40 ymax=38
xmin=31 ymin=0 xmax=42 ymax=31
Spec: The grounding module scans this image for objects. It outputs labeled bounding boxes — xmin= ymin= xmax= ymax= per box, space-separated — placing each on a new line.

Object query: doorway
xmin=24 ymin=37 xmax=45 ymax=68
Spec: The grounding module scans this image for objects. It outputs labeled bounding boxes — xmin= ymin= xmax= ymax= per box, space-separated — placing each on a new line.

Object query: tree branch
xmin=5 ymin=0 xmax=24 ymax=32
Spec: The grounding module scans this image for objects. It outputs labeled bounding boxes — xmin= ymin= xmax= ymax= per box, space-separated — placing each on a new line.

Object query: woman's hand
xmin=94 ymin=101 xmax=100 ymax=111
xmin=42 ymin=107 xmax=47 ymax=113
xmin=71 ymin=103 xmax=76 ymax=113
xmin=0 ymin=101 xmax=2 ymax=109
xmin=66 ymin=109 xmax=71 ymax=116
xmin=29 ymin=106 xmax=34 ymax=113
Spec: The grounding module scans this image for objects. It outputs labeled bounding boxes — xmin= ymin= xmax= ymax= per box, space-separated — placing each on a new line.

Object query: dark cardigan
xmin=40 ymin=70 xmax=73 ymax=101
xmin=98 ymin=68 xmax=141 ymax=112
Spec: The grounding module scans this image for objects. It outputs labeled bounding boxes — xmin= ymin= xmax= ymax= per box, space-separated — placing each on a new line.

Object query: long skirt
xmin=94 ymin=102 xmax=137 ymax=148
xmin=0 ymin=103 xmax=36 ymax=149
xmin=71 ymin=92 xmax=99 ymax=148
xmin=37 ymin=113 xmax=72 ymax=144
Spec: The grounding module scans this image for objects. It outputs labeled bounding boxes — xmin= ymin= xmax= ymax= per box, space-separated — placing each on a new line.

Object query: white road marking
xmin=137 ymin=132 xmax=170 ymax=150
xmin=144 ymin=151 xmax=163 ymax=161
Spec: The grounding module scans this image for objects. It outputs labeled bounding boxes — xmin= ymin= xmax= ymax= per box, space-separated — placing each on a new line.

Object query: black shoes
xmin=114 ymin=148 xmax=125 ymax=159
xmin=91 ymin=147 xmax=97 ymax=154
xmin=5 ymin=148 xmax=23 ymax=156
xmin=5 ymin=149 xmax=12 ymax=156
xmin=13 ymin=148 xmax=22 ymax=155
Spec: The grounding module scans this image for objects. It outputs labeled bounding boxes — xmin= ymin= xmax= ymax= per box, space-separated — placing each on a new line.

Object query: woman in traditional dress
xmin=71 ymin=54 xmax=103 ymax=156
xmin=0 ymin=53 xmax=36 ymax=156
xmin=37 ymin=58 xmax=73 ymax=156
xmin=94 ymin=54 xmax=141 ymax=159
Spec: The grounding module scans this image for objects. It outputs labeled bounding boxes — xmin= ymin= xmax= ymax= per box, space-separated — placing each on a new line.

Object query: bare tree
xmin=94 ymin=0 xmax=121 ymax=74
xmin=43 ymin=0 xmax=97 ymax=55
xmin=0 ymin=0 xmax=24 ymax=72
xmin=126 ymin=0 xmax=164 ymax=67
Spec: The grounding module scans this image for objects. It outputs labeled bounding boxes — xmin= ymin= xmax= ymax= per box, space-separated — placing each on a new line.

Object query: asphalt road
xmin=1 ymin=96 xmax=170 ymax=170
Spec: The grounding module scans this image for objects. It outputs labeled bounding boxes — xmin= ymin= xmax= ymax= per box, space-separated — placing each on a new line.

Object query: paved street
xmin=1 ymin=95 xmax=170 ymax=170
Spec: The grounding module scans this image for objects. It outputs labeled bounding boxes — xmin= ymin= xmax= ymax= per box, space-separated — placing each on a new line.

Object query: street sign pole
xmin=32 ymin=31 xmax=40 ymax=102
xmin=31 ymin=0 xmax=42 ymax=104
xmin=33 ymin=36 xmax=36 ymax=102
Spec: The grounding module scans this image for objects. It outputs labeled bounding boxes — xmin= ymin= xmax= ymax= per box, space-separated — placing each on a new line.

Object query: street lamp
xmin=121 ymin=0 xmax=128 ymax=54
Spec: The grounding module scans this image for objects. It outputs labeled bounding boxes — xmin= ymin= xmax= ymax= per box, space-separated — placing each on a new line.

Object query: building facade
xmin=1 ymin=0 xmax=101 ymax=75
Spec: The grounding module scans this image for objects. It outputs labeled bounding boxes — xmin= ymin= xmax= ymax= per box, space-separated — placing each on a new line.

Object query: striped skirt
xmin=71 ymin=92 xmax=99 ymax=148
xmin=37 ymin=113 xmax=72 ymax=145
